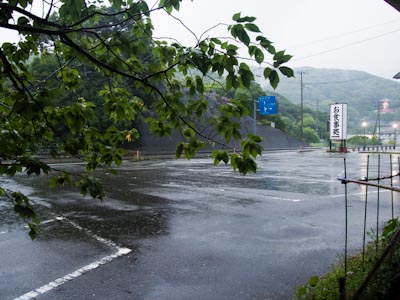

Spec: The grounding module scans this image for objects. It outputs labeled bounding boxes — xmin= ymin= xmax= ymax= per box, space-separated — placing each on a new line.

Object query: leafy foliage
xmin=296 ymin=218 xmax=400 ymax=300
xmin=0 ymin=0 xmax=294 ymax=237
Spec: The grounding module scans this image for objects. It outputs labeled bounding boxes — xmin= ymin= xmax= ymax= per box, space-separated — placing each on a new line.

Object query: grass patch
xmin=296 ymin=218 xmax=400 ymax=300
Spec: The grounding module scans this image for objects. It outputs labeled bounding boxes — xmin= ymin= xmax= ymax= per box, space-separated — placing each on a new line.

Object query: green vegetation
xmin=207 ymin=82 xmax=328 ymax=143
xmin=0 ymin=0 xmax=295 ymax=237
xmin=297 ymin=218 xmax=400 ymax=300
xmin=346 ymin=135 xmax=380 ymax=147
xmin=256 ymin=67 xmax=400 ymax=135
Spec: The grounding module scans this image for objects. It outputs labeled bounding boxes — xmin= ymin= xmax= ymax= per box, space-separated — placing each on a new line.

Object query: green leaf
xmin=230 ymin=154 xmax=257 ymax=175
xmin=248 ymin=45 xmax=257 ymax=56
xmin=238 ymin=28 xmax=250 ymax=46
xmin=20 ymin=156 xmax=49 ymax=176
xmin=76 ymin=176 xmax=105 ymax=200
xmin=17 ymin=17 xmax=30 ymax=26
xmin=28 ymin=223 xmax=39 ymax=240
xmin=158 ymin=0 xmax=180 ymax=12
xmin=231 ymin=153 xmax=239 ymax=171
xmin=297 ymin=286 xmax=307 ymax=297
xmin=196 ymin=76 xmax=204 ymax=94
xmin=113 ymin=148 xmax=124 ymax=166
xmin=245 ymin=23 xmax=261 ymax=33
xmin=182 ymin=127 xmax=195 ymax=139
xmin=176 ymin=142 xmax=184 ymax=158
xmin=279 ymin=66 xmax=294 ymax=78
xmin=239 ymin=64 xmax=254 ymax=88
xmin=236 ymin=16 xmax=257 ymax=23
xmin=226 ymin=73 xmax=234 ymax=90
xmin=50 ymin=172 xmax=72 ymax=188
xmin=308 ymin=276 xmax=319 ymax=287
xmin=269 ymin=70 xmax=280 ymax=89
xmin=212 ymin=150 xmax=221 ymax=166
xmin=232 ymin=12 xmax=241 ymax=21
xmin=274 ymin=50 xmax=292 ymax=66
xmin=255 ymin=48 xmax=264 ymax=64
xmin=263 ymin=67 xmax=272 ymax=79
xmin=212 ymin=150 xmax=230 ymax=166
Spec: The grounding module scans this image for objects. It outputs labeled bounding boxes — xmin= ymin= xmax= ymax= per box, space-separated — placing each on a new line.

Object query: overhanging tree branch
xmin=1 ymin=1 xmax=294 ymax=239
xmin=0 ymin=3 xmax=63 ymax=29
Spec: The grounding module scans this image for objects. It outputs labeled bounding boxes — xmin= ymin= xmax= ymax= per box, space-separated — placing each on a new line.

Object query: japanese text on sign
xmin=329 ymin=103 xmax=347 ymax=140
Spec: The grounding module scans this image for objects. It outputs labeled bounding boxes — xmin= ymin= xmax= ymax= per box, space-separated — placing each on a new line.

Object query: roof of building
xmin=385 ymin=0 xmax=400 ymax=12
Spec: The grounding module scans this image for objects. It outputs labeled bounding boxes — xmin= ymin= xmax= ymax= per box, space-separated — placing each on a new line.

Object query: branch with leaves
xmin=0 ymin=0 xmax=294 ymax=238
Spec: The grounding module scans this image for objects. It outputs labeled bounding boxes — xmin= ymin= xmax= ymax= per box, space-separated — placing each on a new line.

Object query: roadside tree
xmin=0 ymin=0 xmax=293 ymax=238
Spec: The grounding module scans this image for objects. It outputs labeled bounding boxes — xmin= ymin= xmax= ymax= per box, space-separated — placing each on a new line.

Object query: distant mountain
xmin=254 ymin=66 xmax=400 ymax=132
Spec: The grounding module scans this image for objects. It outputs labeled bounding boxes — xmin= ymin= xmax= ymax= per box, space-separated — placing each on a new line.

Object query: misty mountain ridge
xmin=254 ymin=66 xmax=400 ymax=111
xmin=253 ymin=66 xmax=400 ymax=131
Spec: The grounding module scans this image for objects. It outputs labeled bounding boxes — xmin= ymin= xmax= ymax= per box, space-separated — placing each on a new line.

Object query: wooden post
xmin=339 ymin=277 xmax=346 ymax=300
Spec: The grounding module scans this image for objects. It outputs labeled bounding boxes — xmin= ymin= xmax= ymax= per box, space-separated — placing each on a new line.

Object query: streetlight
xmin=393 ymin=123 xmax=397 ymax=150
xmin=362 ymin=121 xmax=367 ymax=150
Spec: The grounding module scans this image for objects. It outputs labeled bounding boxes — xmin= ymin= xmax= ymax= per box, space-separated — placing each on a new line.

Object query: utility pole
xmin=253 ymin=99 xmax=257 ymax=135
xmin=373 ymin=101 xmax=381 ymax=148
xmin=378 ymin=101 xmax=381 ymax=145
xmin=316 ymin=99 xmax=319 ymax=139
xmin=299 ymin=71 xmax=305 ymax=140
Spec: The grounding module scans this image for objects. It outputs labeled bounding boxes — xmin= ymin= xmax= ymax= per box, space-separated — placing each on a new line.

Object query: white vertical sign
xmin=330 ymin=103 xmax=347 ymax=140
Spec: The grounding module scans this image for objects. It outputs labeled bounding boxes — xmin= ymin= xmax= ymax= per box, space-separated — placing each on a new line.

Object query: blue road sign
xmin=258 ymin=96 xmax=277 ymax=115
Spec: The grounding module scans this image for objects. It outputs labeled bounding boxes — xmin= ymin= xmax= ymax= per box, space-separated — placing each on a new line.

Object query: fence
xmin=339 ymin=154 xmax=400 ymax=299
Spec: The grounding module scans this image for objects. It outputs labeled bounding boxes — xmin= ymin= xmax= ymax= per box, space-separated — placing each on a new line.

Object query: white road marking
xmin=14 ymin=214 xmax=132 ymax=300
xmin=14 ymin=247 xmax=131 ymax=300
xmin=327 ymin=189 xmax=390 ymax=198
xmin=266 ymin=195 xmax=303 ymax=202
xmin=263 ymin=189 xmax=390 ymax=203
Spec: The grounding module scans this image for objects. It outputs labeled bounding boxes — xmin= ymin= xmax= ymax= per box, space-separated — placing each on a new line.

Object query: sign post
xmin=329 ymin=103 xmax=348 ymax=152
xmin=258 ymin=96 xmax=277 ymax=116
xmin=253 ymin=96 xmax=278 ymax=136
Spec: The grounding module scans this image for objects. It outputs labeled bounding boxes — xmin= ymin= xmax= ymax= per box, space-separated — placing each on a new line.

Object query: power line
xmin=294 ymin=28 xmax=400 ymax=62
xmin=288 ymin=18 xmax=400 ymax=49
xmin=238 ymin=26 xmax=400 ymax=79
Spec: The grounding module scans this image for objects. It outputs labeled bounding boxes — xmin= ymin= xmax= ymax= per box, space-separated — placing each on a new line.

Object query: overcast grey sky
xmin=150 ymin=0 xmax=400 ymax=79
xmin=1 ymin=0 xmax=399 ymax=79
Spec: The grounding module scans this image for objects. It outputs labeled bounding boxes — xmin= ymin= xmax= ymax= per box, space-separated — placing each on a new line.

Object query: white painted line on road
xmin=266 ymin=195 xmax=303 ymax=202
xmin=260 ymin=174 xmax=336 ymax=183
xmin=14 ymin=247 xmax=131 ymax=300
xmin=327 ymin=189 xmax=390 ymax=199
xmin=14 ymin=214 xmax=132 ymax=300
xmin=63 ymin=216 xmax=119 ymax=248
xmin=40 ymin=216 xmax=65 ymax=225
xmin=264 ymin=189 xmax=391 ymax=203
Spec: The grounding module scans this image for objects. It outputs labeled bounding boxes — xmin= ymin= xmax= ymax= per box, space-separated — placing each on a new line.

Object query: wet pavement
xmin=1 ymin=150 xmax=399 ymax=300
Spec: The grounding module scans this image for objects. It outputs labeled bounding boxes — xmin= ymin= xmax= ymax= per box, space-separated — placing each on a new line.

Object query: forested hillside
xmin=205 ymin=81 xmax=328 ymax=143
xmin=255 ymin=67 xmax=400 ymax=133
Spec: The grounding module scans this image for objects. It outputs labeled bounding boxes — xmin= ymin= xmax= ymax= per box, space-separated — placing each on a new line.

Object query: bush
xmin=296 ymin=218 xmax=400 ymax=300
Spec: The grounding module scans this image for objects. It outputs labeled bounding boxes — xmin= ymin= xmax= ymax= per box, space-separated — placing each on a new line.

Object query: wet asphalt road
xmin=1 ymin=150 xmax=399 ymax=300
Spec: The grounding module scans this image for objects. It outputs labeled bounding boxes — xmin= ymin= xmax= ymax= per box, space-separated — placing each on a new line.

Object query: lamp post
xmin=393 ymin=123 xmax=397 ymax=150
xmin=362 ymin=121 xmax=367 ymax=150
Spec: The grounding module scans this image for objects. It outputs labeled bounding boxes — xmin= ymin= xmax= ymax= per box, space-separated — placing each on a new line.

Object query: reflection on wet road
xmin=1 ymin=150 xmax=399 ymax=300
